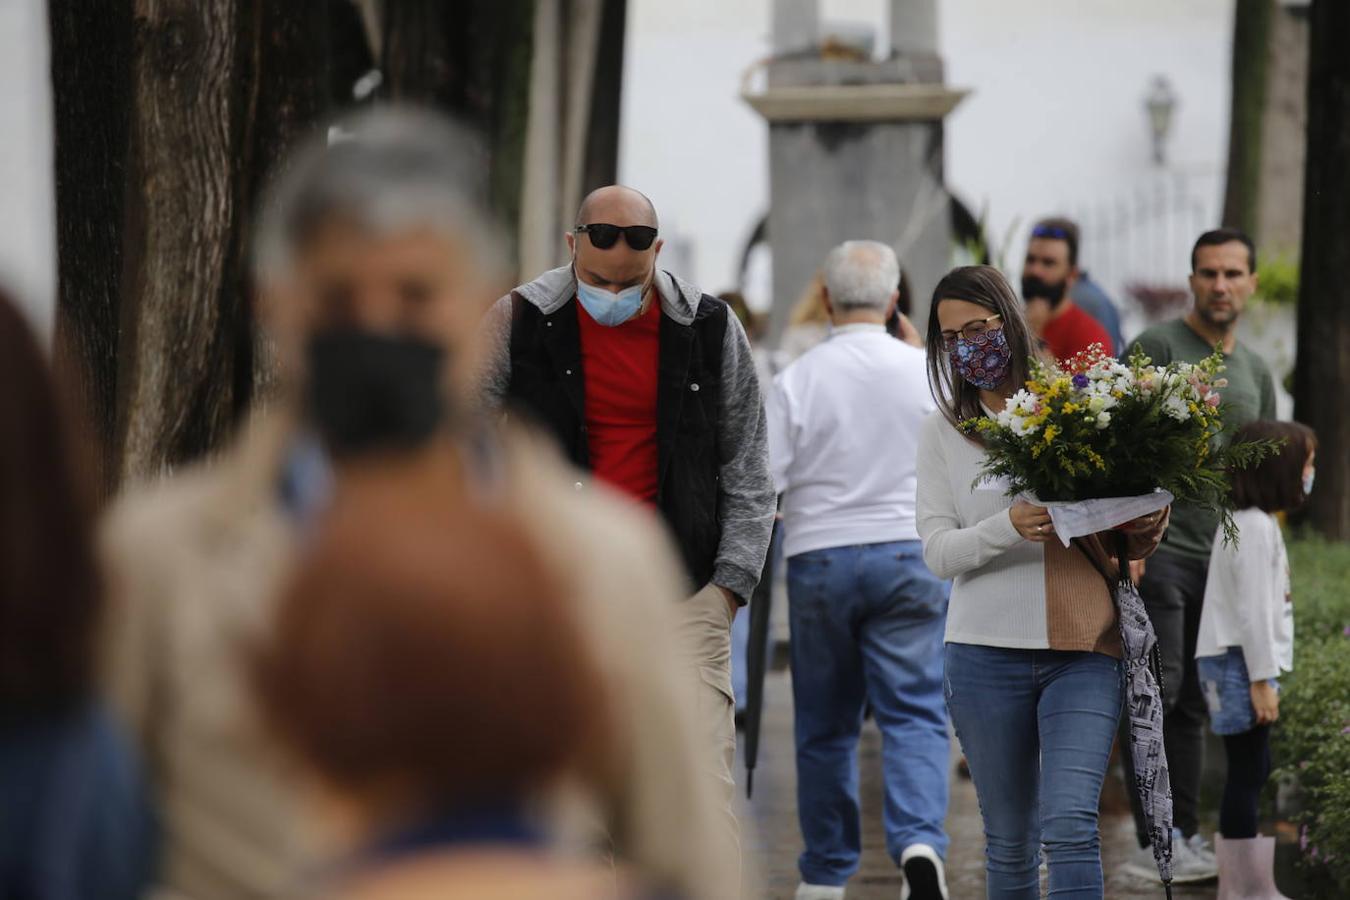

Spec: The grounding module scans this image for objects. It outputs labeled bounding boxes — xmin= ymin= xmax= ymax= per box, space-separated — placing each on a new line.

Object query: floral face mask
xmin=949 ymin=327 xmax=1012 ymax=390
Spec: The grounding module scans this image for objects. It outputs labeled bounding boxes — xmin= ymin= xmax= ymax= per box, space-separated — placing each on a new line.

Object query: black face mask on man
xmin=1021 ymin=274 xmax=1068 ymax=308
xmin=305 ymin=329 xmax=446 ymax=459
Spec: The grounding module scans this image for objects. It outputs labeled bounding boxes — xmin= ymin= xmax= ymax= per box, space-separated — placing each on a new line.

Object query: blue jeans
xmin=788 ymin=540 xmax=950 ymax=886
xmin=944 ymin=644 xmax=1123 ymax=899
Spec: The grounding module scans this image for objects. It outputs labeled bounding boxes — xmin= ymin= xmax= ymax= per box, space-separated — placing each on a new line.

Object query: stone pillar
xmin=748 ymin=0 xmax=966 ymax=342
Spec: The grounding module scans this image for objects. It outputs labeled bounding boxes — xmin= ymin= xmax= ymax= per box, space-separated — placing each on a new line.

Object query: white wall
xmin=621 ymin=0 xmax=1234 ymax=312
xmin=0 ymin=0 xmax=55 ymax=339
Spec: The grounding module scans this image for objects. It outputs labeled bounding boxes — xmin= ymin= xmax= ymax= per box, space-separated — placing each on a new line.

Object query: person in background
xmin=1070 ymin=269 xmax=1125 ymax=357
xmin=0 ymin=292 xmax=155 ymax=899
xmin=778 ymin=272 xmax=831 ymax=364
xmin=479 ymin=185 xmax=777 ymax=881
xmin=1196 ymin=420 xmax=1313 ymax=900
xmin=1121 ymin=228 xmax=1277 ymax=885
xmin=885 ymin=268 xmax=924 ymax=348
xmin=251 ymin=464 xmax=649 ymax=900
xmin=917 ymin=266 xmax=1170 ymax=899
xmin=769 ymin=242 xmax=950 ymax=900
xmin=1020 ymin=217 xmax=1112 ymax=362
xmin=103 ymin=107 xmax=724 ymax=900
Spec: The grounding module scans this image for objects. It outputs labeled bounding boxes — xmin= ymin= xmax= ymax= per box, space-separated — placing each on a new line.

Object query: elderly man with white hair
xmin=767 ymin=241 xmax=952 ymax=900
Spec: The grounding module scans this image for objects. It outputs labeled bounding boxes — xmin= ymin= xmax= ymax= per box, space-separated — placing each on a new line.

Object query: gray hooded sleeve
xmin=712 ymin=311 xmax=776 ymax=601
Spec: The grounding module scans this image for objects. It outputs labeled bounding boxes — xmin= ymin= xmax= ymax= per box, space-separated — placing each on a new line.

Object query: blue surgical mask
xmin=1303 ymin=469 xmax=1315 ymax=496
xmin=576 ymin=276 xmax=647 ymax=327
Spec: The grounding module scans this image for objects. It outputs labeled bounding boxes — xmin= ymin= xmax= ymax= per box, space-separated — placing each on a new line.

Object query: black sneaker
xmin=900 ymin=844 xmax=949 ymax=900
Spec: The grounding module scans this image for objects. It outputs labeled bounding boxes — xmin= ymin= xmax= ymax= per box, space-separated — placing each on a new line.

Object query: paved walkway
xmin=738 ymin=665 xmax=1221 ymax=899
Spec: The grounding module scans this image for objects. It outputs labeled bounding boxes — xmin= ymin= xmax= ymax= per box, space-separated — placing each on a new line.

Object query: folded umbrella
xmin=1110 ymin=530 xmax=1175 ymax=899
xmin=742 ymin=521 xmax=778 ymax=799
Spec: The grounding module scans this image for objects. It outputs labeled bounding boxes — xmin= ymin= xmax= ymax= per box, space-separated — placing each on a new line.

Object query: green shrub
xmin=1271 ymin=533 xmax=1350 ymax=892
xmin=1255 ymin=254 xmax=1299 ymax=307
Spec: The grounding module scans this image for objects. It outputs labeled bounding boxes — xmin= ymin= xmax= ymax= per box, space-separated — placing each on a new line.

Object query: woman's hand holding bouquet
xmin=964 ymin=344 xmax=1274 ymax=546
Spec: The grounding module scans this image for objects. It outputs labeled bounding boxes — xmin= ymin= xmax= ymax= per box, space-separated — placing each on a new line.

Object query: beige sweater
xmin=101 ymin=415 xmax=723 ymax=900
xmin=917 ymin=413 xmax=1160 ymax=657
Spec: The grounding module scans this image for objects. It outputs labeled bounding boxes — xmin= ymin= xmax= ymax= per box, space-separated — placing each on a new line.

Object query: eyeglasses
xmin=939 ymin=314 xmax=1003 ymax=351
xmin=574 ymin=223 xmax=659 ymax=251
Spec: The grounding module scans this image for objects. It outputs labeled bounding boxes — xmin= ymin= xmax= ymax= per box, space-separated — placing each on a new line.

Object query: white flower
xmin=1162 ymin=395 xmax=1190 ymax=422
xmin=1096 ymin=411 xmax=1112 ymax=429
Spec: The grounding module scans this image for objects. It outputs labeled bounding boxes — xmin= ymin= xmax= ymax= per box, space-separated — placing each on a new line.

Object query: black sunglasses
xmin=574 ymin=223 xmax=659 ymax=251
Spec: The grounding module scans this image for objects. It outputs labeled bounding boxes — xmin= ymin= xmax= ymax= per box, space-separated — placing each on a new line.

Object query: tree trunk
xmin=1221 ymin=0 xmax=1273 ymax=235
xmin=116 ymin=0 xmax=243 ymax=482
xmin=49 ymin=0 xmax=328 ymax=487
xmin=48 ymin=1 xmax=136 ymax=495
xmin=1293 ymin=0 xmax=1350 ymax=539
xmin=382 ymin=0 xmax=541 ymax=265
xmin=581 ymin=0 xmax=626 ymax=195
xmin=233 ymin=1 xmax=330 ymax=406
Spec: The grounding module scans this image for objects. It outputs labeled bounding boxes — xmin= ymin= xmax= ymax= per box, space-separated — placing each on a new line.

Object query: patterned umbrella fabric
xmin=1111 ymin=531 xmax=1175 ymax=898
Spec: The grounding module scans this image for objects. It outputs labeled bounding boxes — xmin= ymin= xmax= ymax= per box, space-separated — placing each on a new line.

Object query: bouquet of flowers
xmin=962 ymin=344 xmax=1273 ymax=545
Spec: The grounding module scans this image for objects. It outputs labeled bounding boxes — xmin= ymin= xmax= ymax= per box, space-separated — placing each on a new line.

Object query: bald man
xmin=480 ymin=185 xmax=775 ymax=883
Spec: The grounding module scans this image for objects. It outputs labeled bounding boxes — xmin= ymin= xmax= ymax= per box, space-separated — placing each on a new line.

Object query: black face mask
xmin=1021 ymin=274 xmax=1068 ymax=308
xmin=305 ymin=329 xmax=446 ymax=459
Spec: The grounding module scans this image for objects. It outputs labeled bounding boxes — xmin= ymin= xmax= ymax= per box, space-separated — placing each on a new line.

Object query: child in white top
xmin=1196 ymin=419 xmax=1316 ymax=896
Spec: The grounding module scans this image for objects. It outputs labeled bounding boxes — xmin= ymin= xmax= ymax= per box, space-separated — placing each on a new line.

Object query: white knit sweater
xmin=916 ymin=412 xmax=1121 ymax=654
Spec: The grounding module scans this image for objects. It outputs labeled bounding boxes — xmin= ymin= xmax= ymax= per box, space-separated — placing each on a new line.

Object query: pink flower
xmin=1206 ymin=394 xmax=1221 ymax=408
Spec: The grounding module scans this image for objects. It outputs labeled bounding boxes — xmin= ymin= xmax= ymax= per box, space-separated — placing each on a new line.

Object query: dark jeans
xmin=1220 ymin=725 xmax=1271 ymax=839
xmin=1123 ymin=549 xmax=1210 ymax=845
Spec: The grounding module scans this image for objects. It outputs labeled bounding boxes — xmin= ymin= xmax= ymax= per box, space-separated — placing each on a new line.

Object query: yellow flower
xmin=1063 ymin=402 xmax=1079 ymax=414
xmin=1043 ymin=425 xmax=1060 ymax=445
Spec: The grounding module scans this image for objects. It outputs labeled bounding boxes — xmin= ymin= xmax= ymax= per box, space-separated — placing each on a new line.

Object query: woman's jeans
xmin=945 ymin=643 xmax=1123 ymax=899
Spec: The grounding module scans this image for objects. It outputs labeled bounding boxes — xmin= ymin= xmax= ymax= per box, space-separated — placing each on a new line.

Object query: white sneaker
xmin=1185 ymin=831 xmax=1217 ymax=867
xmin=1173 ymin=830 xmax=1219 ymax=883
xmin=899 ymin=844 xmax=949 ymax=900
xmin=795 ymin=884 xmax=845 ymax=900
xmin=1122 ymin=834 xmax=1219 ymax=884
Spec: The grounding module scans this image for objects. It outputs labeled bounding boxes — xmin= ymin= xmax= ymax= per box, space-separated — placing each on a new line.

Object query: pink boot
xmin=1215 ymin=834 xmax=1292 ymax=900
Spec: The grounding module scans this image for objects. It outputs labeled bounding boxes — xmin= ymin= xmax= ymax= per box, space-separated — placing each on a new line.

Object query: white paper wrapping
xmin=1023 ymin=490 xmax=1175 ymax=547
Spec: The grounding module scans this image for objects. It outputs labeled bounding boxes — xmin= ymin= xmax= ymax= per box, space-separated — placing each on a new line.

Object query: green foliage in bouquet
xmin=960 ymin=344 xmax=1277 ymax=543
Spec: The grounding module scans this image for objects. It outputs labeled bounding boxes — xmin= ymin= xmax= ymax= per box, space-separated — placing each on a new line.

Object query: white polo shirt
xmin=767 ymin=324 xmax=936 ymax=559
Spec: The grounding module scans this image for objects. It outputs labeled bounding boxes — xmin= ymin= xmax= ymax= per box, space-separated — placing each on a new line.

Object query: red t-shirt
xmin=1043 ymin=301 xmax=1112 ymax=362
xmin=576 ymin=297 xmax=662 ymax=504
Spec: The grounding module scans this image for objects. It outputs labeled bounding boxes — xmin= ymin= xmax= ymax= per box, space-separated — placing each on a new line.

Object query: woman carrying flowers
xmin=916 ymin=266 xmax=1170 ymax=899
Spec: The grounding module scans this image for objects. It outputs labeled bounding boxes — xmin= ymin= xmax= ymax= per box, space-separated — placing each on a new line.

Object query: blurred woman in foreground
xmin=252 ymin=465 xmax=662 ymax=899
xmin=0 ymin=292 xmax=155 ymax=898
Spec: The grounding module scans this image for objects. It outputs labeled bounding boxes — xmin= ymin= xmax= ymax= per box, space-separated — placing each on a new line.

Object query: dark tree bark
xmin=232 ymin=1 xmax=331 ymax=405
xmin=48 ymin=0 xmax=328 ymax=487
xmin=1293 ymin=0 xmax=1350 ymax=539
xmin=48 ymin=2 xmax=135 ymax=495
xmin=115 ymin=0 xmax=245 ymax=481
xmin=381 ymin=0 xmax=543 ymax=257
xmin=1221 ymin=0 xmax=1274 ymax=235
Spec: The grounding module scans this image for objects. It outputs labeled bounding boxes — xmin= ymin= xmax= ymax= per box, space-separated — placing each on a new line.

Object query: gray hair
xmin=252 ymin=106 xmax=507 ymax=283
xmin=822 ymin=240 xmax=900 ymax=312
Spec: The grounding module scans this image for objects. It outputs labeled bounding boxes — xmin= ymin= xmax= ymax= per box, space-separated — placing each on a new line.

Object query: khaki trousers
xmin=678 ymin=583 xmax=741 ymax=896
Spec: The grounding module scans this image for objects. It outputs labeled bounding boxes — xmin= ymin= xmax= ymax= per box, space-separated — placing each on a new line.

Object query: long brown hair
xmin=925 ymin=265 xmax=1036 ymax=433
xmin=0 ymin=292 xmax=101 ymax=718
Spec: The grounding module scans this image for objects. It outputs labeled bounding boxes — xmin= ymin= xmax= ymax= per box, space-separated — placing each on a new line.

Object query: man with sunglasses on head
xmin=480 ymin=185 xmax=776 ymax=885
xmin=1021 ymin=217 xmax=1114 ymax=361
